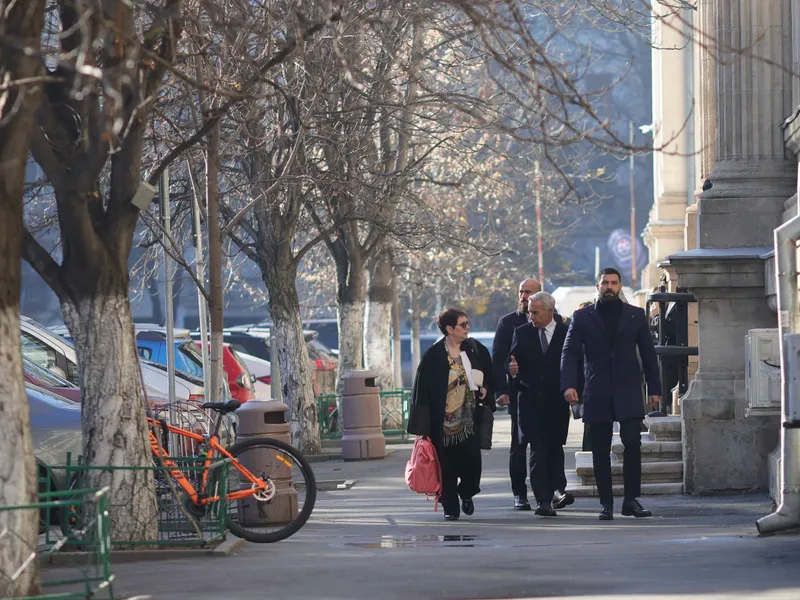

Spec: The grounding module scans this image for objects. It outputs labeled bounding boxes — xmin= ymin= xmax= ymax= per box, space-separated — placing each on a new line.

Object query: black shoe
xmin=514 ymin=495 xmax=532 ymax=511
xmin=553 ymin=490 xmax=575 ymax=510
xmin=621 ymin=499 xmax=652 ymax=518
xmin=534 ymin=502 xmax=557 ymax=517
xmin=444 ymin=513 xmax=459 ymax=521
xmin=462 ymin=498 xmax=474 ymax=516
xmin=599 ymin=504 xmax=614 ymax=521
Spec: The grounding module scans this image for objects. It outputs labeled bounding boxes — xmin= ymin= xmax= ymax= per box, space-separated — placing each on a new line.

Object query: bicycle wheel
xmin=224 ymin=437 xmax=316 ymax=543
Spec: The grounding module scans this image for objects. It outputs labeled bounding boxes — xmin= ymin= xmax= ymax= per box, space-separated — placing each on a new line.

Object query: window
xmin=21 ymin=332 xmax=58 ymax=371
xmin=138 ymin=347 xmax=153 ymax=360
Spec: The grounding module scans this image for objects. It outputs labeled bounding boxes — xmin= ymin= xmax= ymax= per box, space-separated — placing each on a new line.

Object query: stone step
xmin=611 ymin=439 xmax=683 ymax=462
xmin=645 ymin=415 xmax=682 ymax=441
xmin=574 ymin=452 xmax=683 ymax=486
xmin=566 ymin=478 xmax=684 ymax=498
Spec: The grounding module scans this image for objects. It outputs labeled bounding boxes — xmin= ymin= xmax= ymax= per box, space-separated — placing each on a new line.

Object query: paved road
xmin=77 ymin=416 xmax=800 ymax=599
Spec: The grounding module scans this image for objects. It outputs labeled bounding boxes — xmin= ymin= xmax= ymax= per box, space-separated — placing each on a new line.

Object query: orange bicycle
xmin=149 ymin=399 xmax=316 ymax=543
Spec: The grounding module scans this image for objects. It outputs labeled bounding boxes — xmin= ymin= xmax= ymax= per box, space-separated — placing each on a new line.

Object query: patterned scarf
xmin=443 ymin=354 xmax=475 ymax=446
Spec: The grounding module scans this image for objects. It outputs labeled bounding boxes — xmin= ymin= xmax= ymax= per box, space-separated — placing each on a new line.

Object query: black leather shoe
xmin=621 ymin=499 xmax=652 ymax=518
xmin=599 ymin=504 xmax=614 ymax=521
xmin=514 ymin=495 xmax=532 ymax=511
xmin=553 ymin=490 xmax=575 ymax=510
xmin=444 ymin=513 xmax=459 ymax=521
xmin=534 ymin=502 xmax=557 ymax=517
xmin=462 ymin=498 xmax=475 ymax=516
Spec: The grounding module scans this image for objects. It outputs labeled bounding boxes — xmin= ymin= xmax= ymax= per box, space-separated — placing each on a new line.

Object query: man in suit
xmin=561 ymin=268 xmax=662 ymax=521
xmin=508 ymin=292 xmax=572 ymax=516
xmin=492 ymin=278 xmax=541 ymax=510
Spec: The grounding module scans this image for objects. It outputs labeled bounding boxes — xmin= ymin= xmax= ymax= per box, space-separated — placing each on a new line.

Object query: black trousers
xmin=439 ymin=434 xmax=482 ymax=516
xmin=590 ymin=419 xmax=642 ymax=506
xmin=529 ymin=425 xmax=567 ymax=505
xmin=509 ymin=409 xmax=530 ymax=498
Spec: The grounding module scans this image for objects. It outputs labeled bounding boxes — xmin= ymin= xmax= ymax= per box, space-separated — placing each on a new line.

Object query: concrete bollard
xmin=340 ymin=370 xmax=386 ymax=461
xmin=235 ymin=399 xmax=298 ymax=525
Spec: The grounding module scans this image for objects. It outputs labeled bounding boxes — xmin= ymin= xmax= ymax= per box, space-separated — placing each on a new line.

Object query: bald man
xmin=492 ymin=278 xmax=541 ymax=510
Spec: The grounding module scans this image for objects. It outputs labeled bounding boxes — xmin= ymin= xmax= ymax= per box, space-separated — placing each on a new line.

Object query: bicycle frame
xmin=147 ymin=417 xmax=268 ymax=506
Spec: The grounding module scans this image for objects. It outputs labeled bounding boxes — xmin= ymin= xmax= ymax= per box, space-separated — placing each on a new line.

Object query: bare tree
xmin=0 ymin=0 xmax=46 ymax=595
xmin=21 ymin=0 xmax=182 ymax=542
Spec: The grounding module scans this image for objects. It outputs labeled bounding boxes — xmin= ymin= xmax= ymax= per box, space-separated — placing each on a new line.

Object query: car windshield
xmin=177 ymin=342 xmax=206 ymax=379
xmin=23 ymin=357 xmax=76 ymax=388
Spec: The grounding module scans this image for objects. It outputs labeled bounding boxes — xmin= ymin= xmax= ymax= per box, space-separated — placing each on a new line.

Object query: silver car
xmin=29 ymin=383 xmax=82 ymax=492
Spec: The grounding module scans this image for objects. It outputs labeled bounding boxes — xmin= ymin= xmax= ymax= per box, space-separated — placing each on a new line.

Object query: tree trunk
xmin=336 ymin=264 xmax=366 ymax=395
xmin=267 ymin=279 xmax=320 ymax=454
xmin=364 ymin=249 xmax=394 ymax=392
xmin=410 ymin=281 xmax=422 ymax=378
xmin=0 ymin=1 xmax=47 ymax=593
xmin=62 ymin=285 xmax=158 ymax=544
xmin=0 ymin=128 xmax=41 ymax=600
xmin=206 ymin=123 xmax=225 ymax=404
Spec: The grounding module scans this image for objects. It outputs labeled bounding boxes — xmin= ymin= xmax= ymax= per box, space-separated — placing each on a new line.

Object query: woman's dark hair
xmin=437 ymin=308 xmax=467 ymax=335
xmin=597 ymin=267 xmax=622 ymax=282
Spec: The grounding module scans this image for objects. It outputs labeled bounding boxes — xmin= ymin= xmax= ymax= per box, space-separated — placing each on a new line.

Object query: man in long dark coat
xmin=508 ymin=291 xmax=572 ymax=516
xmin=561 ymin=268 xmax=662 ymax=521
xmin=492 ymin=278 xmax=541 ymax=510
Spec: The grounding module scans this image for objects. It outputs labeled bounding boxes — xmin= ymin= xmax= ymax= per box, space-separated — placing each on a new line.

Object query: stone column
xmin=669 ymin=0 xmax=794 ymax=493
xmin=641 ymin=3 xmax=694 ymax=290
xmin=697 ymin=0 xmax=795 ymax=247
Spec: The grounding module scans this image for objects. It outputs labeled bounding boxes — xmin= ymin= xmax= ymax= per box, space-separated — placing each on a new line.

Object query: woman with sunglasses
xmin=407 ymin=308 xmax=495 ymax=520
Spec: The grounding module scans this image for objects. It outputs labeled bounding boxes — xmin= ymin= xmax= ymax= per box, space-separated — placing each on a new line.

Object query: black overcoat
xmin=508 ymin=321 xmax=571 ymax=445
xmin=560 ymin=303 xmax=662 ymax=424
xmin=407 ymin=337 xmax=495 ymax=451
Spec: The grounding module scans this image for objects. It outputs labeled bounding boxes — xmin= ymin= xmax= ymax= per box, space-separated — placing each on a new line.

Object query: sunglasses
xmin=455 ymin=321 xmax=470 ymax=329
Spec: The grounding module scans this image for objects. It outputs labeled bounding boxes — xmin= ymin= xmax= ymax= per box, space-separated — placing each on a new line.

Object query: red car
xmin=189 ymin=342 xmax=256 ymax=403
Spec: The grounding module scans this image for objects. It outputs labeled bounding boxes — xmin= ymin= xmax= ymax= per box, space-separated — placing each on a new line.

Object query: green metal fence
xmin=318 ymin=389 xmax=411 ymax=441
xmin=0 ymin=486 xmax=114 ymax=600
xmin=44 ymin=457 xmax=230 ymax=549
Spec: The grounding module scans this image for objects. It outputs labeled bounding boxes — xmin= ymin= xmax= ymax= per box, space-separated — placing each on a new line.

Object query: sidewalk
xmin=59 ymin=414 xmax=800 ymax=599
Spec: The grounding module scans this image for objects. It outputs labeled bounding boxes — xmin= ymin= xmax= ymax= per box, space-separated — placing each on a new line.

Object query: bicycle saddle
xmin=201 ymin=400 xmax=242 ymax=414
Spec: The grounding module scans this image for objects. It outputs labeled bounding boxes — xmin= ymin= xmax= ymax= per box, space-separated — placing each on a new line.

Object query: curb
xmin=42 ymin=547 xmax=220 ymax=568
xmin=211 ymin=536 xmax=246 ymax=556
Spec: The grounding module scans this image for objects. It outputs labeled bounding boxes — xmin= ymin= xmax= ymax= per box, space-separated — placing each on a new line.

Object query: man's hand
xmin=496 ymin=394 xmax=510 ymax=407
xmin=648 ymin=395 xmax=661 ymax=409
xmin=508 ymin=355 xmax=519 ymax=378
xmin=478 ymin=386 xmax=487 ymax=400
xmin=564 ymin=388 xmax=579 ymax=405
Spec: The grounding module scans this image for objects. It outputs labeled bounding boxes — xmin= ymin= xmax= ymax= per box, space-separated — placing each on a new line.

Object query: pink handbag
xmin=405 ymin=436 xmax=442 ymax=510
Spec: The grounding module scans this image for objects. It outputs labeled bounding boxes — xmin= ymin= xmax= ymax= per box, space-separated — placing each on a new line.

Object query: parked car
xmin=235 ymin=352 xmax=272 ymax=399
xmin=22 ymin=316 xmax=211 ymax=404
xmin=23 ymin=357 xmax=82 ymax=403
xmin=29 ymin=383 xmax=82 ymax=492
xmin=191 ymin=328 xmax=337 ymax=396
xmin=216 ymin=327 xmax=338 ymax=396
xmin=135 ymin=328 xmax=255 ymax=403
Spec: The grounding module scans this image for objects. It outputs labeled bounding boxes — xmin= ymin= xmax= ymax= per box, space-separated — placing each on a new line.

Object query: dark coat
xmin=560 ymin=303 xmax=662 ymax=424
xmin=407 ymin=338 xmax=495 ymax=451
xmin=491 ymin=311 xmax=528 ymax=400
xmin=509 ymin=320 xmax=571 ymax=445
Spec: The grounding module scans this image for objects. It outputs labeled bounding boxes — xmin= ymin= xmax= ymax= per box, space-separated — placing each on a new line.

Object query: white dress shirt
xmin=539 ymin=318 xmax=557 ymax=350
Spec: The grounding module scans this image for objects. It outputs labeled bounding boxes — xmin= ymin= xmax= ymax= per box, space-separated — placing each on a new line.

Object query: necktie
xmin=540 ymin=328 xmax=549 ymax=353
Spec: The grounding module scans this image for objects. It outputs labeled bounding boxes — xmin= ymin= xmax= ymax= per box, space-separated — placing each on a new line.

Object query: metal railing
xmin=646 ymin=288 xmax=699 ymax=416
xmin=44 ymin=457 xmax=230 ymax=548
xmin=317 ymin=389 xmax=411 ymax=440
xmin=0 ymin=487 xmax=114 ymax=600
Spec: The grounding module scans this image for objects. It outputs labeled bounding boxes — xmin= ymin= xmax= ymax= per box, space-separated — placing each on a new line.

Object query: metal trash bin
xmin=340 ymin=370 xmax=387 ymax=461
xmin=235 ymin=399 xmax=297 ymax=525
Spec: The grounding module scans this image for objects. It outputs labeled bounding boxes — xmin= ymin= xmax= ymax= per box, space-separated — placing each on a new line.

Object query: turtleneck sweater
xmin=596 ymin=298 xmax=623 ymax=347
